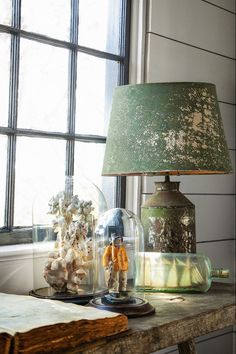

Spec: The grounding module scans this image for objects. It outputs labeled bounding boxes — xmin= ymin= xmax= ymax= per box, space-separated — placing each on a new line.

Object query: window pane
xmin=21 ymin=0 xmax=70 ymax=41
xmin=0 ymin=33 xmax=10 ymax=127
xmin=76 ymin=53 xmax=119 ymax=135
xmin=74 ymin=142 xmax=116 ymax=209
xmin=14 ymin=137 xmax=66 ymax=226
xmin=18 ymin=39 xmax=68 ymax=132
xmin=78 ymin=0 xmax=122 ymax=54
xmin=0 ymin=0 xmax=11 ymax=25
xmin=0 ymin=135 xmax=7 ymax=227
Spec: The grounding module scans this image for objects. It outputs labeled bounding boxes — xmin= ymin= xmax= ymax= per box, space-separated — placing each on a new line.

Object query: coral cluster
xmin=43 ymin=191 xmax=94 ymax=294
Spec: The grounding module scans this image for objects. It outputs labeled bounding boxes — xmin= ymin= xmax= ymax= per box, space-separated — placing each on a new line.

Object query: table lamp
xmin=102 ymin=82 xmax=232 ymax=253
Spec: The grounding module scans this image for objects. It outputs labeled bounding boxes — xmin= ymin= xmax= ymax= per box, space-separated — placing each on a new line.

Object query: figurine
xmin=102 ymin=233 xmax=128 ymax=297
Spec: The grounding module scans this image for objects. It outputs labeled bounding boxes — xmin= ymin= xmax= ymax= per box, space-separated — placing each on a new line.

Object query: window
xmin=0 ymin=0 xmax=130 ymax=245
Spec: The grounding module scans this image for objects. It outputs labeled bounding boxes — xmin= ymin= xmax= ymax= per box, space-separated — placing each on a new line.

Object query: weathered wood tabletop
xmin=64 ymin=282 xmax=236 ymax=354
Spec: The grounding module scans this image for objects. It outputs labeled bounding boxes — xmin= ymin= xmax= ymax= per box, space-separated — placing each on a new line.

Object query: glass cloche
xmin=30 ymin=175 xmax=107 ymax=304
xmin=90 ymin=208 xmax=155 ymax=317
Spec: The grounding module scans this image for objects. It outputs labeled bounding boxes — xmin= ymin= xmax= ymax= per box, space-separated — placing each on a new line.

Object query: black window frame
xmin=0 ymin=0 xmax=131 ymax=246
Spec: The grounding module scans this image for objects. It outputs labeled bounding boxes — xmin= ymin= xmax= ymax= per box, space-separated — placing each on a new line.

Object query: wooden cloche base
xmin=89 ymin=296 xmax=155 ymax=318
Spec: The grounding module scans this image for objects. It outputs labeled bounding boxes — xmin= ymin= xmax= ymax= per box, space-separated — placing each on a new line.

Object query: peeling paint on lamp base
xmin=141 ymin=179 xmax=196 ymax=253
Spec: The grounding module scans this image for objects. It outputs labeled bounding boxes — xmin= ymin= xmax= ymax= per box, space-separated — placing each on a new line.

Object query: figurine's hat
xmin=111 ymin=233 xmax=122 ymax=241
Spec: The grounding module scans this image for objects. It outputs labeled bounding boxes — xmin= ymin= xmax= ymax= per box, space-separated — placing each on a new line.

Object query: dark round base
xmin=29 ymin=287 xmax=107 ymax=305
xmin=90 ymin=296 xmax=155 ymax=318
xmin=102 ymin=293 xmax=136 ymax=305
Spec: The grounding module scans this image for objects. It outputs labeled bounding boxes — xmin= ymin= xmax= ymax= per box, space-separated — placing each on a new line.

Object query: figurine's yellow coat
xmin=102 ymin=245 xmax=128 ymax=271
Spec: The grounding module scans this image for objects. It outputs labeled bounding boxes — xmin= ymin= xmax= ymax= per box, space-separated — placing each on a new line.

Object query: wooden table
xmin=65 ymin=282 xmax=236 ymax=354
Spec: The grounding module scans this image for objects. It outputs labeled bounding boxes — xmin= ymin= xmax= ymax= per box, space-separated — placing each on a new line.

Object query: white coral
xmin=43 ymin=191 xmax=94 ymax=294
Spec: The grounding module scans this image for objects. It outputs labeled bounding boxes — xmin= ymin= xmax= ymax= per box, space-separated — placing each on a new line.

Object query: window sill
xmin=0 ymin=243 xmax=33 ymax=261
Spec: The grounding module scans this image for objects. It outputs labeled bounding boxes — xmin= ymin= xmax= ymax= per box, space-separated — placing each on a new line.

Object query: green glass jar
xmin=135 ymin=253 xmax=229 ymax=293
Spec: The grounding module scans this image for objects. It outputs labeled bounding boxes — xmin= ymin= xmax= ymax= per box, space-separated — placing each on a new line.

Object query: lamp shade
xmin=102 ymin=82 xmax=232 ymax=176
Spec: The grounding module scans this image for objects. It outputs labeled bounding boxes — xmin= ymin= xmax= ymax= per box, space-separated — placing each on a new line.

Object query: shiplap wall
xmin=142 ymin=0 xmax=236 ymax=353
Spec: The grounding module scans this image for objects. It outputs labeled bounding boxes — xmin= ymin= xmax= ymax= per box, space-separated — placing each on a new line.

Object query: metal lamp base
xmin=141 ymin=176 xmax=196 ymax=253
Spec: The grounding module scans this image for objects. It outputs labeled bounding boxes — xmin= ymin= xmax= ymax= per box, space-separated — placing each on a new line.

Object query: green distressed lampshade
xmin=102 ymin=82 xmax=232 ymax=176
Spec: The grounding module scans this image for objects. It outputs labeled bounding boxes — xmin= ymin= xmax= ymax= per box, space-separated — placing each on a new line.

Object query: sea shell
xmin=64 ymin=249 xmax=75 ymax=264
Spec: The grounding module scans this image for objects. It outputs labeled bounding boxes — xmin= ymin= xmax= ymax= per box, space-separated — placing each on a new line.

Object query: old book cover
xmin=0 ymin=292 xmax=128 ymax=354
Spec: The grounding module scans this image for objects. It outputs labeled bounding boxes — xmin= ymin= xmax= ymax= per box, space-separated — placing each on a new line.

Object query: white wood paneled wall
xmin=143 ymin=0 xmax=235 ymax=353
